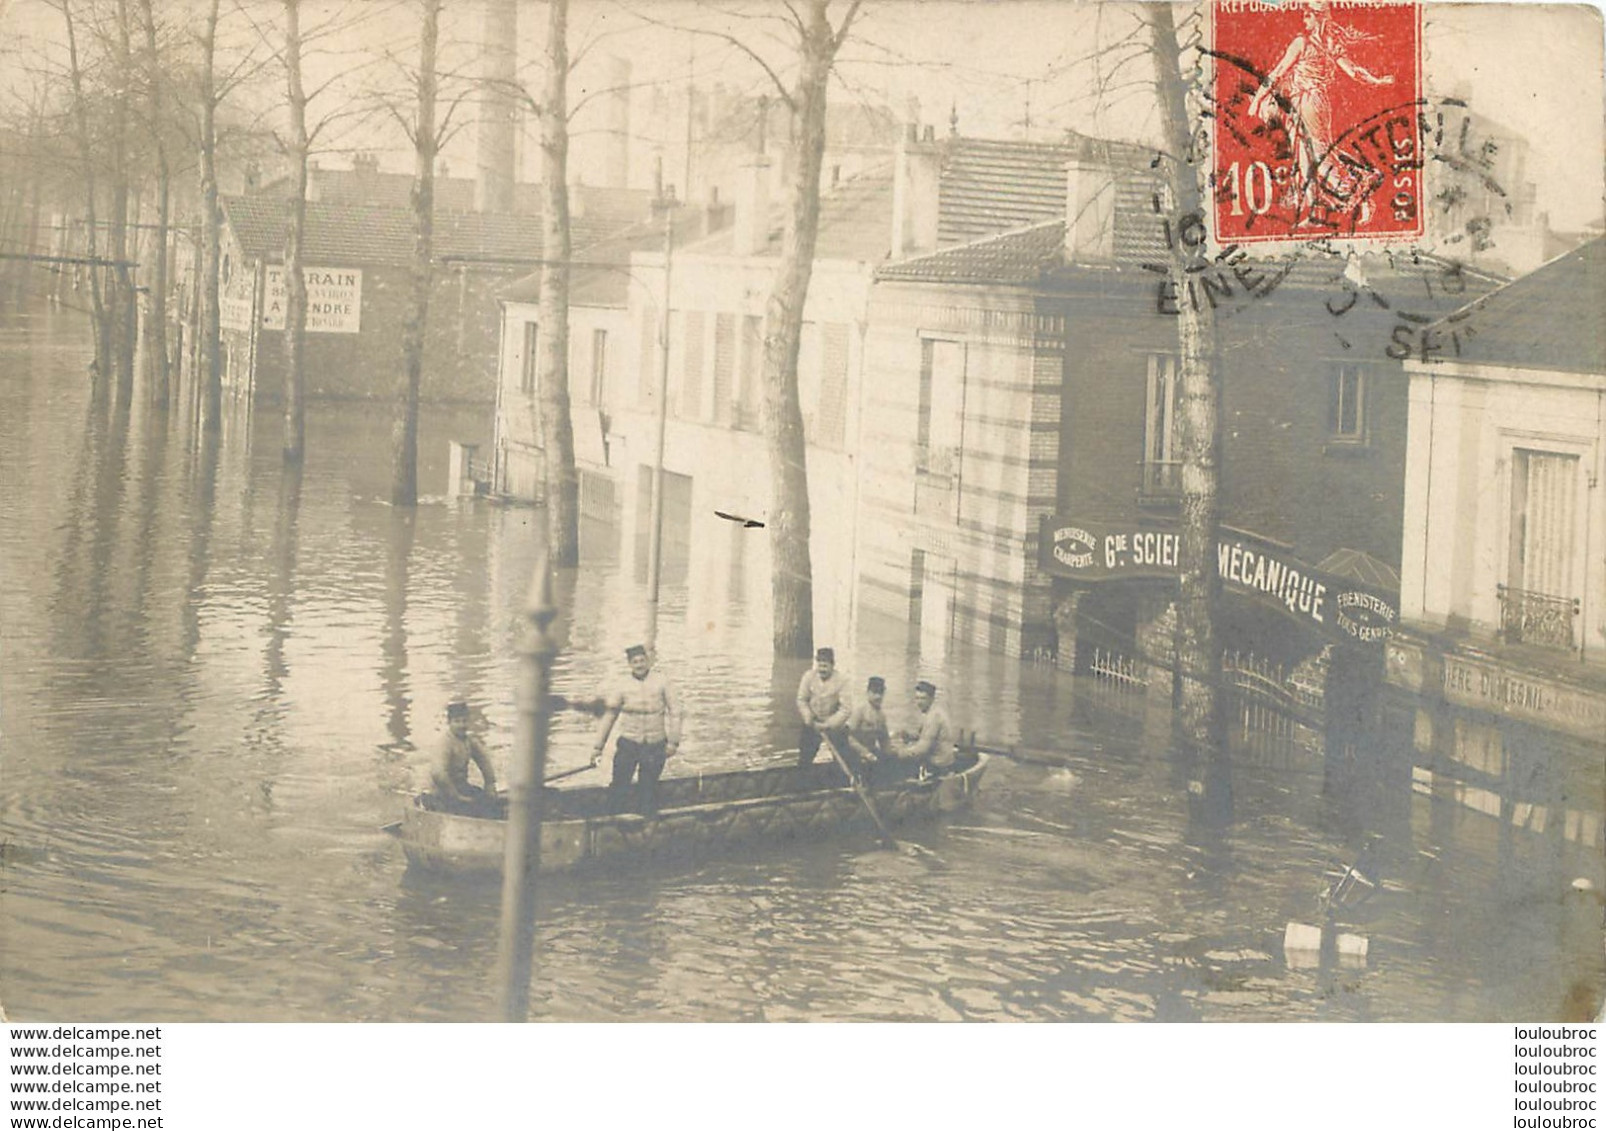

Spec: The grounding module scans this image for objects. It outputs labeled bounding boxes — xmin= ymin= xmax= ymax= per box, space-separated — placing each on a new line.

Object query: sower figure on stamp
xmin=796 ymin=647 xmax=851 ymax=770
xmin=430 ymin=701 xmax=501 ymax=816
xmin=592 ymin=645 xmax=682 ymax=815
xmin=1248 ymin=3 xmax=1394 ymax=218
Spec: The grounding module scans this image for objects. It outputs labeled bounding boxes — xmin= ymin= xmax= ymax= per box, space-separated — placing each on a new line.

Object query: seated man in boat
xmin=888 ymin=680 xmax=957 ymax=779
xmin=796 ymin=647 xmax=851 ymax=769
xmin=429 ymin=701 xmax=501 ymax=816
xmin=591 ymin=644 xmax=682 ymax=815
xmin=843 ymin=675 xmax=891 ymax=781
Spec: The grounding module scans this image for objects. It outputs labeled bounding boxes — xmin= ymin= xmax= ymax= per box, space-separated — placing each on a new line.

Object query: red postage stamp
xmin=1210 ymin=1 xmax=1423 ymax=243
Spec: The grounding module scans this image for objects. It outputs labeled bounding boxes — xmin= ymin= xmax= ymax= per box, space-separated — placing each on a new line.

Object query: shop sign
xmin=1038 ymin=514 xmax=1399 ymax=647
xmin=261 ymin=266 xmax=362 ymax=333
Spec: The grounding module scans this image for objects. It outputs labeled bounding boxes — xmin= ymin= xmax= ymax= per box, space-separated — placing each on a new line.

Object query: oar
xmin=820 ymin=735 xmax=899 ymax=851
xmin=961 ymin=732 xmax=1094 ymax=767
xmin=543 ymin=761 xmax=600 ymax=785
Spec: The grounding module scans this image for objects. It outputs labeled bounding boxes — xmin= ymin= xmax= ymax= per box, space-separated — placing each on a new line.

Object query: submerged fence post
xmin=496 ymin=552 xmax=557 ymax=1021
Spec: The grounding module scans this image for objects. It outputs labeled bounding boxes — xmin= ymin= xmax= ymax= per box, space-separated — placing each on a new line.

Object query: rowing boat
xmin=392 ymin=751 xmax=989 ymax=875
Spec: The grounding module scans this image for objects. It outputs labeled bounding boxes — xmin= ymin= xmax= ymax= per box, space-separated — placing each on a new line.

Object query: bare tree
xmin=196 ymin=0 xmax=222 ymax=434
xmin=280 ymin=0 xmax=308 ymax=463
xmin=537 ymin=0 xmax=578 ymax=564
xmin=1150 ymin=4 xmax=1223 ymax=756
xmin=136 ymin=0 xmax=170 ymax=408
xmin=389 ymin=0 xmax=442 ymax=507
xmin=105 ymin=0 xmax=136 ymax=411
xmin=54 ymin=0 xmax=112 ymax=399
xmin=653 ymin=0 xmax=862 ymax=656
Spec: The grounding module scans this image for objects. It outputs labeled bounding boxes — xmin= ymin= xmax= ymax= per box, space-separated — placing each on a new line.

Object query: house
xmin=216 ymin=184 xmax=650 ymax=406
xmin=862 ymin=130 xmax=1506 ymax=668
xmin=1388 ymin=238 xmax=1606 ymax=746
xmin=491 ymin=144 xmax=892 ymax=643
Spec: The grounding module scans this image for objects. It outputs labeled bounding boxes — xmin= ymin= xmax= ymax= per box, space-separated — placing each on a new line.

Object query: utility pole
xmin=643 ymin=190 xmax=677 ymax=652
xmin=495 ymin=553 xmax=557 ymax=1021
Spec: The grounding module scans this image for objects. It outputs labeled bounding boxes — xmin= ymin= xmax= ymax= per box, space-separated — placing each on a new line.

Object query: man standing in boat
xmin=430 ymin=701 xmax=501 ymax=816
xmin=890 ymin=680 xmax=957 ymax=778
xmin=843 ymin=675 xmax=892 ymax=780
xmin=592 ymin=644 xmax=682 ymax=814
xmin=796 ymin=646 xmax=851 ymax=769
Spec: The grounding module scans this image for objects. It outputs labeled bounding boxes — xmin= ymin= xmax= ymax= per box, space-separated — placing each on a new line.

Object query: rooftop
xmin=1424 ymin=237 xmax=1606 ymax=375
xmin=220 ymin=195 xmax=626 ymax=270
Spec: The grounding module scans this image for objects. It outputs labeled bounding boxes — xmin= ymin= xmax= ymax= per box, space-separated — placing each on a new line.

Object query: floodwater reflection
xmin=0 ymin=309 xmax=1600 ymax=1022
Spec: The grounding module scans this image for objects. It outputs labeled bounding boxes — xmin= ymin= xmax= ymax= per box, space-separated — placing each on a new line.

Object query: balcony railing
xmin=1497 ymin=584 xmax=1580 ymax=651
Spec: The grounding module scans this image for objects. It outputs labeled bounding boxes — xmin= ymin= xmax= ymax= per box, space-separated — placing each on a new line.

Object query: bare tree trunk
xmin=761 ymin=0 xmax=857 ymax=658
xmin=198 ymin=0 xmax=223 ymax=434
xmin=138 ymin=0 xmax=170 ymax=409
xmin=390 ymin=0 xmax=440 ymax=507
xmin=109 ymin=0 xmax=136 ymax=411
xmin=538 ymin=0 xmax=577 ymax=564
xmin=281 ymin=0 xmax=308 ymax=463
xmin=1151 ymin=5 xmax=1224 ymax=754
xmin=59 ymin=0 xmax=111 ymax=401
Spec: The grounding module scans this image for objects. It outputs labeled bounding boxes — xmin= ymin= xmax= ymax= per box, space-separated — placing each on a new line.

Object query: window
xmin=589 ymin=328 xmax=608 ymax=405
xmin=680 ymin=310 xmax=705 ymax=420
xmin=1503 ymin=449 xmax=1581 ymax=649
xmin=737 ymin=315 xmax=763 ymax=430
xmin=1330 ymin=363 xmax=1367 ymax=442
xmin=917 ymin=338 xmax=964 ymax=476
xmin=520 ymin=321 xmax=539 ymax=395
xmin=1142 ymin=353 xmax=1180 ymax=497
xmin=712 ymin=314 xmax=734 ymax=423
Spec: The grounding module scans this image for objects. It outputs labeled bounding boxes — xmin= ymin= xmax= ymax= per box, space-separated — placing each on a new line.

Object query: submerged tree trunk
xmin=537 ymin=0 xmax=577 ymax=564
xmin=390 ymin=0 xmax=440 ymax=507
xmin=138 ymin=0 xmax=170 ymax=409
xmin=1151 ymin=5 xmax=1224 ymax=754
xmin=761 ymin=0 xmax=857 ymax=658
xmin=197 ymin=0 xmax=223 ymax=434
xmin=109 ymin=0 xmax=137 ymax=412
xmin=60 ymin=0 xmax=111 ymax=401
xmin=281 ymin=0 xmax=309 ymax=463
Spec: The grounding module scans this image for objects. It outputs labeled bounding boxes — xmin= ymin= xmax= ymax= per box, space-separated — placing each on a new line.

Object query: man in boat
xmin=889 ymin=680 xmax=957 ymax=778
xmin=592 ymin=644 xmax=682 ymax=814
xmin=429 ymin=701 xmax=501 ymax=816
xmin=795 ymin=646 xmax=851 ymax=769
xmin=843 ymin=675 xmax=891 ymax=781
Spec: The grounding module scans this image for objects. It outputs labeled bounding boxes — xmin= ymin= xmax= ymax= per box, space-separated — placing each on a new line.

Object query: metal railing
xmin=1497 ymin=584 xmax=1580 ymax=651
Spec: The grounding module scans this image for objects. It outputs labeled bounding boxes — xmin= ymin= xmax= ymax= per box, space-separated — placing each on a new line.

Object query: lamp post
xmin=644 ymin=189 xmax=678 ymax=653
xmin=495 ymin=551 xmax=557 ymax=1021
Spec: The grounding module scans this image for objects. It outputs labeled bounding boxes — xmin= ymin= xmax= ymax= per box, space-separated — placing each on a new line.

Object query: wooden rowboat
xmin=392 ymin=751 xmax=989 ymax=875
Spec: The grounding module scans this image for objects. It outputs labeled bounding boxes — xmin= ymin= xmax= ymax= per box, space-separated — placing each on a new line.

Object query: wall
xmin=857 ymin=281 xmax=1064 ymax=658
xmin=1399 ymin=358 xmax=1606 ymax=657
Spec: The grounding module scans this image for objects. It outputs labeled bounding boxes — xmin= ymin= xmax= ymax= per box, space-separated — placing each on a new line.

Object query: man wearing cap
xmin=796 ymin=647 xmax=851 ymax=769
xmin=843 ymin=675 xmax=891 ymax=780
xmin=592 ymin=645 xmax=682 ymax=814
xmin=890 ymin=680 xmax=957 ymax=777
xmin=430 ymin=701 xmax=500 ymax=816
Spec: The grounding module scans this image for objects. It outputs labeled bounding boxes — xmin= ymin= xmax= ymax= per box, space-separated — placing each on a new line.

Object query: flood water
xmin=2 ymin=306 xmax=1602 ymax=1022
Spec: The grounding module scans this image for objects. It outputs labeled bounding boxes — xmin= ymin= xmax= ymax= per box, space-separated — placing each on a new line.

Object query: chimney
xmin=604 ymin=56 xmax=632 ymax=190
xmin=892 ymin=122 xmax=941 ymax=258
xmin=733 ymin=156 xmax=772 ymax=256
xmin=474 ymin=0 xmax=518 ymax=213
xmin=1064 ymin=137 xmax=1116 ymax=263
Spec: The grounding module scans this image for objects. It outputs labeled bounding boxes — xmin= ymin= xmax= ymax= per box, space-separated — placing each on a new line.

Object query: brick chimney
xmin=1064 ymin=136 xmax=1116 ymax=263
xmin=475 ymin=0 xmax=518 ymax=213
xmin=892 ymin=123 xmax=941 ymax=258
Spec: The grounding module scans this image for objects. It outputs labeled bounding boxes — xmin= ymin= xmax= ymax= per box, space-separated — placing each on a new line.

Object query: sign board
xmin=1038 ymin=515 xmax=1399 ymax=647
xmin=220 ymin=296 xmax=253 ymax=333
xmin=261 ymin=266 xmax=362 ymax=333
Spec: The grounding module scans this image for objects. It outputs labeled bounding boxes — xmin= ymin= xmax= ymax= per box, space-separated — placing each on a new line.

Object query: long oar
xmin=821 ymin=737 xmax=899 ymax=851
xmin=543 ymin=761 xmax=599 ymax=785
xmin=961 ymin=732 xmax=1095 ymax=767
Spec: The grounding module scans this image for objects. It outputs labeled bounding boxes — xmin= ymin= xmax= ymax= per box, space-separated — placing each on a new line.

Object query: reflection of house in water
xmin=215 ymin=170 xmax=653 ymax=406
